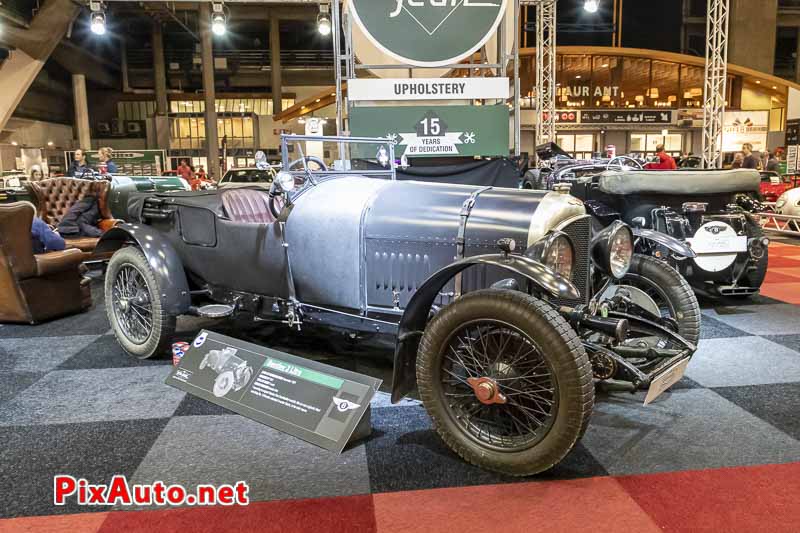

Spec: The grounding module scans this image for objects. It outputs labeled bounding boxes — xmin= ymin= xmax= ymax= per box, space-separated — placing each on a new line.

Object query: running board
xmin=189 ymin=304 xmax=235 ymax=318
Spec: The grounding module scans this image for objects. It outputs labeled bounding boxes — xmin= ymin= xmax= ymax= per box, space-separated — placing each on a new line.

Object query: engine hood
xmin=286 ymin=176 xmax=586 ymax=311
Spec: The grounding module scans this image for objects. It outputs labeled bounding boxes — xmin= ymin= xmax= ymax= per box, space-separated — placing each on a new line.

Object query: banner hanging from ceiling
xmin=348 ymin=0 xmax=508 ymax=67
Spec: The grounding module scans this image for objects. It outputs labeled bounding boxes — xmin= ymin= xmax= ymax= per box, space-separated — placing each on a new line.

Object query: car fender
xmin=390 ymin=253 xmax=580 ymax=402
xmin=95 ymin=224 xmax=191 ymax=315
xmin=633 ymin=228 xmax=697 ymax=259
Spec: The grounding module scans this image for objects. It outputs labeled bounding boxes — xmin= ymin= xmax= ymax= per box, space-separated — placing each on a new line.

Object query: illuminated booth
xmin=518 ymin=46 xmax=792 ymax=161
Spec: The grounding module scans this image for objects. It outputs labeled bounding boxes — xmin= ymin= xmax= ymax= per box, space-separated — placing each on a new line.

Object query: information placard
xmin=166 ymin=331 xmax=381 ymax=453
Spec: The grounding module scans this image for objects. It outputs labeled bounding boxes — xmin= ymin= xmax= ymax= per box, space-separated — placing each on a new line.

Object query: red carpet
xmin=3 ymin=463 xmax=799 ymax=533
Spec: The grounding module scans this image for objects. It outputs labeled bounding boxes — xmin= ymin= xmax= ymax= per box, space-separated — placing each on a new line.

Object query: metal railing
xmin=758 ymin=211 xmax=800 ymax=237
xmin=127 ymin=49 xmax=333 ymax=71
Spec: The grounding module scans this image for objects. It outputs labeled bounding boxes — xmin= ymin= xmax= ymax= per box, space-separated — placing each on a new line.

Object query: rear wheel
xmin=105 ymin=247 xmax=176 ymax=359
xmin=416 ymin=289 xmax=594 ymax=476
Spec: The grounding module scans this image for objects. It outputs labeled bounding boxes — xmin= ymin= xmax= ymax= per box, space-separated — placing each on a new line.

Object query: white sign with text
xmin=348 ymin=77 xmax=510 ymax=102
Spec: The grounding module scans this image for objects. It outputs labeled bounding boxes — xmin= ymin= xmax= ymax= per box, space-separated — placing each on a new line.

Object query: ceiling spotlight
xmin=211 ymin=3 xmax=226 ymax=36
xmin=318 ymin=4 xmax=331 ymax=36
xmin=11 ymin=141 xmax=18 ymax=146
xmin=89 ymin=2 xmax=106 ymax=35
xmin=584 ymin=0 xmax=599 ymax=13
xmin=47 ymin=141 xmax=54 ymax=147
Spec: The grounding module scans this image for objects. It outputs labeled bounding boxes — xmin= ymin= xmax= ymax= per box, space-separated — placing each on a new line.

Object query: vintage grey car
xmin=97 ymin=135 xmax=698 ymax=476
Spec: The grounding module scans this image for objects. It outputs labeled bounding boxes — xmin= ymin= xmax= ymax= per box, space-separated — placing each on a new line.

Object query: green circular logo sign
xmin=349 ymin=0 xmax=508 ymax=68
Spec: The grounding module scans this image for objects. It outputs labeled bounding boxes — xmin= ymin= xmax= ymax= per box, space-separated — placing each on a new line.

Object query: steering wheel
xmin=288 ymin=156 xmax=328 ymax=172
xmin=268 ymin=156 xmax=329 ymax=219
xmin=607 ymin=156 xmax=644 ymax=171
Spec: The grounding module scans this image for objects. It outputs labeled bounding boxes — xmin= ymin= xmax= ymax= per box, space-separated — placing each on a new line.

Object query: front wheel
xmin=416 ymin=289 xmax=594 ymax=476
xmin=617 ymin=254 xmax=701 ymax=347
xmin=105 ymin=247 xmax=176 ymax=359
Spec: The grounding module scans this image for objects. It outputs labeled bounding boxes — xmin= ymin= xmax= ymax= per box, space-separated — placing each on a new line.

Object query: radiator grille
xmin=553 ymin=215 xmax=592 ymax=307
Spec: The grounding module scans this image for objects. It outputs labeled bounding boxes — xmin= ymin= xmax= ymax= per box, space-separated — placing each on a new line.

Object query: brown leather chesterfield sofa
xmin=0 ymin=202 xmax=92 ymax=324
xmin=28 ymin=177 xmax=121 ymax=256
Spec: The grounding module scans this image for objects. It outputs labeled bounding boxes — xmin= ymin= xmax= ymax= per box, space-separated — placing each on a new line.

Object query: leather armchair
xmin=0 ymin=202 xmax=92 ymax=324
xmin=27 ymin=177 xmax=122 ymax=256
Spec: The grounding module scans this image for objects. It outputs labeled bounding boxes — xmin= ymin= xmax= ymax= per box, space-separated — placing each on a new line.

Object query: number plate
xmin=686 ymin=234 xmax=748 ymax=254
xmin=644 ymin=358 xmax=690 ymax=406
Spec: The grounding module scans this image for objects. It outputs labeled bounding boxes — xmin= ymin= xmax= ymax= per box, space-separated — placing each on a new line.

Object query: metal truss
xmin=701 ymin=0 xmax=730 ymax=169
xmin=523 ymin=0 xmax=556 ymax=164
xmin=758 ymin=209 xmax=800 ymax=238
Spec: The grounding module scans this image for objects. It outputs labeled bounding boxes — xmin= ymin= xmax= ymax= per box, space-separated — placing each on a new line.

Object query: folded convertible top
xmin=597 ymin=169 xmax=760 ymax=195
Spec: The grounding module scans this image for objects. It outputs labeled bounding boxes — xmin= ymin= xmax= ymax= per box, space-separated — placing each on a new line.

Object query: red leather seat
xmin=221 ymin=189 xmax=275 ymax=224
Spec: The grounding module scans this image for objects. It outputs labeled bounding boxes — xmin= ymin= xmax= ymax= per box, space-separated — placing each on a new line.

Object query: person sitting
xmin=731 ymin=152 xmax=744 ymax=169
xmin=31 ymin=215 xmax=66 ymax=254
xmin=57 ymin=194 xmax=103 ymax=239
xmin=644 ymin=145 xmax=677 ymax=170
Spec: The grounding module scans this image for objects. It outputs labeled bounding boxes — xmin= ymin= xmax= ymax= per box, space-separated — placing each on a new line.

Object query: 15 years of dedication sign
xmin=166 ymin=330 xmax=381 ymax=453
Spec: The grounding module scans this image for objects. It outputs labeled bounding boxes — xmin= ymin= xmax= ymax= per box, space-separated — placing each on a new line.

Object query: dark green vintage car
xmin=0 ymin=174 xmax=191 ymax=220
xmin=106 ymin=175 xmax=191 ymax=219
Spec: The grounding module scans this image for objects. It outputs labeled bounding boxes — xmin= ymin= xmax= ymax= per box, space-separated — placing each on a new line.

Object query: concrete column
xmin=72 ymin=74 xmax=92 ymax=150
xmin=270 ymin=17 xmax=282 ymax=116
xmin=200 ymin=3 xmax=220 ymax=179
xmin=152 ymin=21 xmax=169 ymax=116
xmin=729 ymin=0 xmax=777 ymax=74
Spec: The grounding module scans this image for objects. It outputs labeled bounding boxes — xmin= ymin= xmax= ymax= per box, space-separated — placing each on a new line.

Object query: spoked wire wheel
xmin=111 ymin=264 xmax=153 ymax=344
xmin=417 ymin=289 xmax=593 ymax=476
xmin=105 ymin=247 xmax=176 ymax=359
xmin=440 ymin=320 xmax=558 ymax=452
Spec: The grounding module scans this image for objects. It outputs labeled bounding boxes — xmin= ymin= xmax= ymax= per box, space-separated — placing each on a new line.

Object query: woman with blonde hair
xmin=98 ymin=147 xmax=118 ymax=174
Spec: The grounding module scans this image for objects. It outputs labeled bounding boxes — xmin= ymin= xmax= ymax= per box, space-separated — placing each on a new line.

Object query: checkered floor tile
xmin=3 ymin=240 xmax=800 ymax=531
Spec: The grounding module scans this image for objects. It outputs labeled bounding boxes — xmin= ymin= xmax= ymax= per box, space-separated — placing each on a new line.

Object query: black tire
xmin=105 ymin=247 xmax=176 ymax=359
xmin=736 ymin=222 xmax=768 ymax=295
xmin=622 ymin=254 xmax=701 ymax=347
xmin=416 ymin=289 xmax=594 ymax=476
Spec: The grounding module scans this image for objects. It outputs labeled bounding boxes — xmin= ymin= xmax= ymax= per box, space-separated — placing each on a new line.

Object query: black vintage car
xmin=96 ymin=135 xmax=698 ymax=476
xmin=557 ymin=167 xmax=769 ymax=298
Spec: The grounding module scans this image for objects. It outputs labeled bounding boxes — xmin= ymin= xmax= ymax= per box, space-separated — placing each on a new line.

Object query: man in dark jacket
xmin=31 ymin=217 xmax=66 ymax=254
xmin=742 ymin=143 xmax=759 ymax=169
xmin=57 ymin=196 xmax=103 ymax=238
xmin=68 ymin=149 xmax=93 ymax=178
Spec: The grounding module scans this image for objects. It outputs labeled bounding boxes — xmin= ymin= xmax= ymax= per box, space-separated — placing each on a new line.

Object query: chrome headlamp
xmin=591 ymin=221 xmax=634 ymax=279
xmin=275 ymin=171 xmax=296 ymax=193
xmin=526 ymin=232 xmax=575 ymax=280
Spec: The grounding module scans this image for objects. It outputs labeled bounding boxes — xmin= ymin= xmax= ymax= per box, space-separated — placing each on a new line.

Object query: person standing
xmin=68 ymin=148 xmax=92 ymax=178
xmin=764 ymin=150 xmax=781 ymax=173
xmin=98 ymin=147 xmax=118 ymax=174
xmin=176 ymin=159 xmax=194 ymax=184
xmin=644 ymin=144 xmax=677 ymax=170
xmin=741 ymin=143 xmax=759 ymax=169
